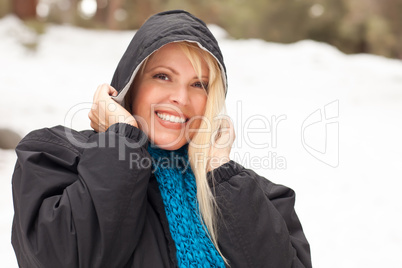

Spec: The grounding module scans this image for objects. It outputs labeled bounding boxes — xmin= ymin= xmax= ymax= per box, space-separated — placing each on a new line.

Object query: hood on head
xmin=110 ymin=10 xmax=227 ymax=104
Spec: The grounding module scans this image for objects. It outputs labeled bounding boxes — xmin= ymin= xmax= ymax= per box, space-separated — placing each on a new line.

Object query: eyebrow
xmin=148 ymin=65 xmax=179 ymax=75
xmin=147 ymin=65 xmax=209 ymax=80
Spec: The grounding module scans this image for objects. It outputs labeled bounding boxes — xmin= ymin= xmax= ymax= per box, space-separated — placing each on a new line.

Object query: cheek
xmin=132 ymin=97 xmax=145 ymax=118
xmin=131 ymin=88 xmax=154 ymax=128
xmin=188 ymin=95 xmax=208 ymax=132
xmin=132 ymin=84 xmax=153 ymax=115
xmin=193 ymin=94 xmax=208 ymax=116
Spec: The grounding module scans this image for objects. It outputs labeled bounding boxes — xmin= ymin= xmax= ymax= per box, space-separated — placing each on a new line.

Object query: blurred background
xmin=1 ymin=1 xmax=402 ymax=267
xmin=1 ymin=0 xmax=402 ymax=59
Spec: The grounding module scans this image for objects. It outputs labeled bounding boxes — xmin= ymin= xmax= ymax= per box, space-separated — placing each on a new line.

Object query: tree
xmin=106 ymin=0 xmax=124 ymax=30
xmin=13 ymin=0 xmax=37 ymax=20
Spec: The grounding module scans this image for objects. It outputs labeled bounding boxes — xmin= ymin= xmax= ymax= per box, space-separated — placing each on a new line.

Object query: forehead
xmin=146 ymin=43 xmax=208 ymax=71
xmin=147 ymin=43 xmax=183 ymax=63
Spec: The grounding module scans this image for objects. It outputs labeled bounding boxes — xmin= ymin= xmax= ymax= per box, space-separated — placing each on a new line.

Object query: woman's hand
xmin=208 ymin=117 xmax=236 ymax=172
xmin=88 ymin=84 xmax=137 ymax=132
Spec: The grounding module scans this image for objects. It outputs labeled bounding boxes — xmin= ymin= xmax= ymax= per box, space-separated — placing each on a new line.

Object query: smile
xmin=156 ymin=112 xmax=187 ymax=124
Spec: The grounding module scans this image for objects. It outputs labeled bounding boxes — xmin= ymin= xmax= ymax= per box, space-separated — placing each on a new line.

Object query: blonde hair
xmin=126 ymin=41 xmax=228 ymax=262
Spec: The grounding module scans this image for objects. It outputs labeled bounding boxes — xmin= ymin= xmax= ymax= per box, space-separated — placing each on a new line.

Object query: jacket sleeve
xmin=209 ymin=161 xmax=312 ymax=268
xmin=11 ymin=123 xmax=151 ymax=268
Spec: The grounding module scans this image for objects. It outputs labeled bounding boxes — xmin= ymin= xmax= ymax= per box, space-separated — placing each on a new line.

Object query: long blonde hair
xmin=126 ymin=41 xmax=228 ymax=261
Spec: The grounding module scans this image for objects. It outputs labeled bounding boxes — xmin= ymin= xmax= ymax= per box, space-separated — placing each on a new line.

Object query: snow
xmin=1 ymin=14 xmax=402 ymax=267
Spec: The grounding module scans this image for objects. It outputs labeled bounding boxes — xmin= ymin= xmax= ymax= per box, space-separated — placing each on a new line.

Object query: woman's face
xmin=131 ymin=43 xmax=209 ymax=150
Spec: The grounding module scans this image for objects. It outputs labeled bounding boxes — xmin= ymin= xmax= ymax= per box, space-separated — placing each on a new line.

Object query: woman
xmin=11 ymin=10 xmax=312 ymax=268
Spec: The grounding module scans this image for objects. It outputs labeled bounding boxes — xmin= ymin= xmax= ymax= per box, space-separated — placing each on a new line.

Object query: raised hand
xmin=208 ymin=117 xmax=236 ymax=171
xmin=88 ymin=84 xmax=137 ymax=132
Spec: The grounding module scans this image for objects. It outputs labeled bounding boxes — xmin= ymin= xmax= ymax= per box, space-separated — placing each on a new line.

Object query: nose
xmin=169 ymin=84 xmax=189 ymax=106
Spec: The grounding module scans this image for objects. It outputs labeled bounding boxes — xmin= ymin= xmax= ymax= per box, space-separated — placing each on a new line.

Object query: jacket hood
xmin=110 ymin=10 xmax=227 ymax=104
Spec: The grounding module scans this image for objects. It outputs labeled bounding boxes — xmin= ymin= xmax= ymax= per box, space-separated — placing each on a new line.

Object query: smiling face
xmin=131 ymin=43 xmax=209 ymax=150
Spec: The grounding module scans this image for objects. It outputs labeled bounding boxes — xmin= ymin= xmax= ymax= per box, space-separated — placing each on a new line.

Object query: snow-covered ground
xmin=1 ymin=15 xmax=402 ymax=267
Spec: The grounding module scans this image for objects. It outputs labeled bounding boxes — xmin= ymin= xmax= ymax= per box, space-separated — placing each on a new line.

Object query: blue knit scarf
xmin=147 ymin=143 xmax=225 ymax=268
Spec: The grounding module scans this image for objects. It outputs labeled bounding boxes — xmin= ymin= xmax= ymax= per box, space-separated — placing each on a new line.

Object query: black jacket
xmin=12 ymin=124 xmax=311 ymax=267
xmin=11 ymin=10 xmax=311 ymax=267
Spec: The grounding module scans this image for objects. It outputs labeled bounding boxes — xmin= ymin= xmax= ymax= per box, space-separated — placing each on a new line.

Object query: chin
xmin=150 ymin=137 xmax=187 ymax=151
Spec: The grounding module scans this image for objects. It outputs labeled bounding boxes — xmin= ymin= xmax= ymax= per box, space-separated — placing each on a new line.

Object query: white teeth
xmin=157 ymin=112 xmax=186 ymax=123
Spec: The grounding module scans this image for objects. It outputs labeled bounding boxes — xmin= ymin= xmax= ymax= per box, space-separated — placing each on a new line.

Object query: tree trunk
xmin=13 ymin=0 xmax=37 ymax=20
xmin=107 ymin=0 xmax=124 ymax=30
xmin=95 ymin=0 xmax=109 ymax=26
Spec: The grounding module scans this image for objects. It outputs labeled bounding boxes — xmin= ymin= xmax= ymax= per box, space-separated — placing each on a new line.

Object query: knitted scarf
xmin=147 ymin=143 xmax=225 ymax=268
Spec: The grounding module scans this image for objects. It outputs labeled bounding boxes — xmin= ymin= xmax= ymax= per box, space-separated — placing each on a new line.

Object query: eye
xmin=153 ymin=73 xmax=169 ymax=81
xmin=193 ymin=81 xmax=209 ymax=90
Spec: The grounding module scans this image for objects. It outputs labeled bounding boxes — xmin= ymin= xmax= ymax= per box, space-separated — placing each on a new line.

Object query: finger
xmin=223 ymin=117 xmax=235 ymax=141
xmin=90 ymin=120 xmax=98 ymax=132
xmin=93 ymin=84 xmax=104 ymax=102
xmin=108 ymin=85 xmax=118 ymax=97
xmin=227 ymin=119 xmax=236 ymax=141
xmin=98 ymin=84 xmax=117 ymax=98
xmin=216 ymin=120 xmax=235 ymax=147
xmin=88 ymin=109 xmax=98 ymax=122
xmin=218 ymin=118 xmax=234 ymax=136
xmin=98 ymin=84 xmax=111 ymax=98
xmin=90 ymin=102 xmax=98 ymax=111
